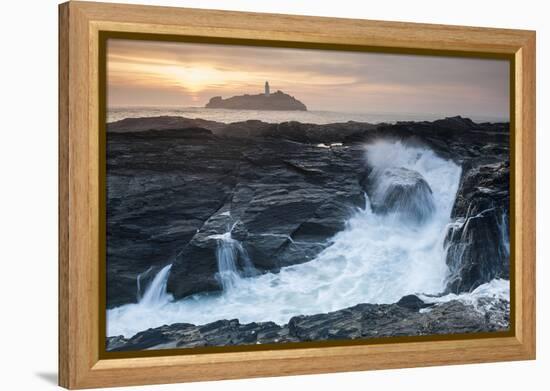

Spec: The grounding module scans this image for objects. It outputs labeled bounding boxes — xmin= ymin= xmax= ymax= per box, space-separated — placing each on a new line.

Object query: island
xmin=205 ymin=81 xmax=307 ymax=111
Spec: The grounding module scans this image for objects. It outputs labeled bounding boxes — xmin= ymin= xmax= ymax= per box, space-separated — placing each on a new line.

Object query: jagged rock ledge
xmin=107 ymin=295 xmax=509 ymax=351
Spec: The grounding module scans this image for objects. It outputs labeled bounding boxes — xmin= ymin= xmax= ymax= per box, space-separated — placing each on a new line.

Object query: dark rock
xmin=264 ymin=121 xmax=375 ymax=144
xmin=107 ymin=297 xmax=509 ymax=351
xmin=451 ymin=161 xmax=510 ymax=218
xmin=166 ymin=243 xmax=222 ymax=299
xmin=396 ymin=295 xmax=432 ymax=311
xmin=433 ymin=116 xmax=477 ymax=131
xmin=287 ymin=298 xmax=509 ymax=341
xmin=444 ymin=160 xmax=510 ymax=293
xmin=107 ymin=319 xmax=296 ymax=351
xmin=106 ymin=335 xmax=128 ymax=351
xmin=166 ymin=140 xmax=366 ymax=299
xmin=107 ymin=323 xmax=196 ymax=351
xmin=365 ymin=167 xmax=435 ymax=223
xmin=215 ymin=120 xmax=276 ymax=138
xmin=107 ymin=116 xmax=225 ymax=133
xmin=106 ymin=129 xmax=243 ymax=307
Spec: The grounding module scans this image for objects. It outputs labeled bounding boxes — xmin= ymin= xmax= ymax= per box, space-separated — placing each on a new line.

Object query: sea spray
xmin=107 ymin=140 xmax=464 ymax=338
xmin=418 ymin=278 xmax=510 ymax=316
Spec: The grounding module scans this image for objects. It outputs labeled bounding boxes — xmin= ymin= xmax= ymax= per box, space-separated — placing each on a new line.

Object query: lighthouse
xmin=264 ymin=81 xmax=270 ymax=96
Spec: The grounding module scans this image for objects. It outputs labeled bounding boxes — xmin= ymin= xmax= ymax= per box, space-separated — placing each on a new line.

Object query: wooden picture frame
xmin=59 ymin=1 xmax=536 ymax=389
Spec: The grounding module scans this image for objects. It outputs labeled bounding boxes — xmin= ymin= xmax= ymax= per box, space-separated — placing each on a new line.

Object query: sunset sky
xmin=107 ymin=39 xmax=510 ymax=119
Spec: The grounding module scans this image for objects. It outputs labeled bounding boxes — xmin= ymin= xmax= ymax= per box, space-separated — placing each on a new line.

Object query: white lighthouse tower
xmin=264 ymin=81 xmax=270 ymax=96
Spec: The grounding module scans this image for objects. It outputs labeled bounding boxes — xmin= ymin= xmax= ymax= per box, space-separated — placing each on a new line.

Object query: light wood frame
xmin=59 ymin=1 xmax=536 ymax=389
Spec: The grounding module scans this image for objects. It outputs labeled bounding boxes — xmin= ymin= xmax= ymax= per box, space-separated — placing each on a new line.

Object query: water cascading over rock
xmin=365 ymin=167 xmax=436 ymax=224
xmin=209 ymin=224 xmax=258 ymax=291
xmin=136 ymin=266 xmax=153 ymax=301
xmin=138 ymin=264 xmax=173 ymax=307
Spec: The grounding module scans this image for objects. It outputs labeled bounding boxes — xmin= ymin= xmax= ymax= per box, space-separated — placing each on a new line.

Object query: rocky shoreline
xmin=107 ymin=293 xmax=509 ymax=351
xmin=106 ymin=115 xmax=510 ymax=350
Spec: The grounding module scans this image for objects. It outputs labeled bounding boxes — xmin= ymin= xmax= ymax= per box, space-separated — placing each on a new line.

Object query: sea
xmin=108 ymin=107 xmax=507 ymax=125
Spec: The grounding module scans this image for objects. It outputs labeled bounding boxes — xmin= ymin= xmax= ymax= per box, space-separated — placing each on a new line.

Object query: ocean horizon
xmin=108 ymin=106 xmax=509 ymax=125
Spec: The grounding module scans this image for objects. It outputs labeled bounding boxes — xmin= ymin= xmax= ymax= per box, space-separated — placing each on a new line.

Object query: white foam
xmin=108 ymin=140 xmax=466 ymax=338
xmin=418 ymin=278 xmax=510 ymax=313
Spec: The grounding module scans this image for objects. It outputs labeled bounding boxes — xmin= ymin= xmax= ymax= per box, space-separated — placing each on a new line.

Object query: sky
xmin=107 ymin=39 xmax=510 ymax=119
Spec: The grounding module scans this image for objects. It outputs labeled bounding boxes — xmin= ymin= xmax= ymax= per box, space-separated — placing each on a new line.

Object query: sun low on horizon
xmin=107 ymin=38 xmax=510 ymax=119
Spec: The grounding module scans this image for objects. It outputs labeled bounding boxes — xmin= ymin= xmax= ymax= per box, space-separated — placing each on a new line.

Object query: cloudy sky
xmin=107 ymin=39 xmax=510 ymax=119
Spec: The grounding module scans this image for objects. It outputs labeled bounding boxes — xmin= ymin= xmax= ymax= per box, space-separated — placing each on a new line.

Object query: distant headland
xmin=205 ymin=81 xmax=307 ymax=111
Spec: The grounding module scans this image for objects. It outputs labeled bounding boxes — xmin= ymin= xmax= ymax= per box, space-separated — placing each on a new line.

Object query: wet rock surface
xmin=107 ymin=115 xmax=509 ymax=308
xmin=444 ymin=160 xmax=510 ymax=293
xmin=107 ymin=296 xmax=509 ymax=351
xmin=366 ymin=167 xmax=435 ymax=223
xmin=107 ymin=126 xmax=368 ymax=306
xmin=107 ymin=129 xmax=243 ymax=307
xmin=163 ymin=138 xmax=367 ymax=300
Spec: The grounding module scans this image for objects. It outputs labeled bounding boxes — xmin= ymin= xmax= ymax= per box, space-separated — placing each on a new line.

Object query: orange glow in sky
xmin=107 ymin=39 xmax=509 ymax=119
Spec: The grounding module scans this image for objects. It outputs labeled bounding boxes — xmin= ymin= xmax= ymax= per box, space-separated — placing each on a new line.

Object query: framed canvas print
xmin=58 ymin=1 xmax=536 ymax=389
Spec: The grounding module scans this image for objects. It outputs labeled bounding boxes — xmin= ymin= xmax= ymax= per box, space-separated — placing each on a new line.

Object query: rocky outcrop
xmin=206 ymin=90 xmax=307 ymax=111
xmin=164 ymin=139 xmax=367 ymax=299
xmin=365 ymin=167 xmax=435 ymax=223
xmin=106 ymin=129 xmax=243 ymax=307
xmin=444 ymin=160 xmax=510 ymax=293
xmin=106 ymin=115 xmax=510 ymax=308
xmin=107 ymin=116 xmax=226 ymax=133
xmin=107 ymin=124 xmax=368 ymax=306
xmin=107 ymin=295 xmax=509 ymax=351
